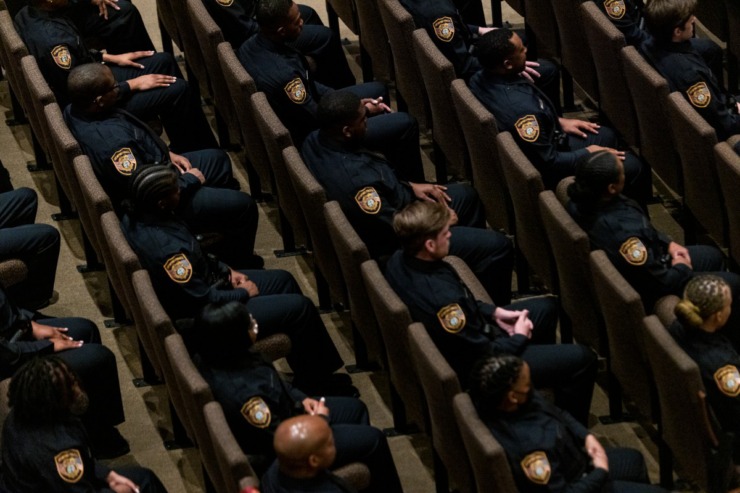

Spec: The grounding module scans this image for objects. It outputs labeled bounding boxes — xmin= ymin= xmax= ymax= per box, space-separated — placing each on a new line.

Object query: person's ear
xmin=423 ymin=238 xmax=436 ymax=254
xmin=506 ymin=390 xmax=518 ymax=404
xmin=342 ymin=125 xmax=352 ymax=139
xmin=606 ymin=182 xmax=619 ymax=195
xmin=503 ymin=58 xmax=513 ymax=71
xmin=307 ymin=453 xmax=321 ymax=469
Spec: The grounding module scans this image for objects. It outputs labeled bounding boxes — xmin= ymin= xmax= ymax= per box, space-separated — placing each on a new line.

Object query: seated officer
xmin=238 ymin=0 xmax=423 ymax=181
xmin=16 ymin=0 xmax=217 ymax=153
xmin=2 ymin=357 xmax=167 ymax=492
xmin=0 ymin=285 xmax=128 ymax=459
xmin=122 ymin=166 xmax=349 ymax=394
xmin=65 ymin=63 xmax=261 ymax=268
xmin=469 ymin=28 xmax=652 ymax=205
xmin=385 ymin=201 xmax=597 ymax=425
xmin=202 ymin=0 xmax=355 ymax=89
xmin=641 ymin=0 xmax=740 ymax=154
xmin=303 ymin=90 xmax=514 ymax=305
xmin=66 ymin=0 xmax=155 ymax=54
xmin=469 ymin=354 xmax=667 ymax=493
xmin=195 ymin=302 xmax=402 ymax=492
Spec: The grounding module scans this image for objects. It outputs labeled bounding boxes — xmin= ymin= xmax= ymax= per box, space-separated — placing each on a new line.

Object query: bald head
xmin=273 ymin=415 xmax=336 ymax=478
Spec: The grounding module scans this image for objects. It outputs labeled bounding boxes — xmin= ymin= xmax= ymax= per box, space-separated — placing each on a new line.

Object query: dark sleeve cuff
xmin=116 ymin=81 xmax=132 ymax=100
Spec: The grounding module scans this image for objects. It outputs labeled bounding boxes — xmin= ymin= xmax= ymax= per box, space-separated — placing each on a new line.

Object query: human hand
xmin=169 ymin=152 xmax=192 ymax=172
xmin=231 ymin=269 xmax=260 ymax=296
xmin=668 ymin=242 xmax=692 ymax=267
xmin=107 ymin=471 xmax=140 ymax=493
xmin=51 ymin=336 xmax=84 ymax=352
xmin=410 ymin=183 xmax=451 ymax=204
xmin=302 ymin=397 xmax=329 ymax=417
xmin=31 ymin=321 xmax=69 ymax=341
xmin=586 ymin=145 xmax=626 ymax=161
xmin=559 ymin=118 xmax=600 ymax=138
xmin=185 ymin=168 xmax=205 ymax=184
xmin=518 ymin=60 xmax=542 ymax=83
xmin=448 ymin=208 xmax=459 ymax=226
xmin=127 ymin=74 xmax=177 ymax=92
xmin=105 ymin=51 xmax=155 ymax=69
xmin=361 ymin=97 xmax=392 ymax=115
xmin=585 ymin=434 xmax=609 ymax=471
xmin=494 ymin=308 xmax=533 ymax=338
xmin=478 ymin=26 xmax=496 ymax=35
xmin=91 ymin=0 xmax=120 ymax=20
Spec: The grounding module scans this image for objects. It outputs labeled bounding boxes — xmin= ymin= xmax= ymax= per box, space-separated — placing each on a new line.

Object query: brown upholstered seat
xmin=554 ymin=176 xmax=574 ymax=207
xmin=19 ymin=55 xmax=54 ymax=169
xmin=654 ymin=295 xmax=680 ymax=329
xmin=155 ymin=0 xmax=181 ymax=50
xmin=0 ymin=377 xmax=11 ymax=447
xmin=0 ymin=11 xmax=30 ymax=124
xmin=549 ymin=0 xmax=598 ymax=101
xmin=326 ymin=0 xmax=358 ymax=35
xmin=0 ymin=260 xmax=27 ymax=289
xmin=164 ymin=0 xmax=210 ymax=97
xmin=715 ymin=140 xmax=740 ymax=265
xmin=354 ymin=0 xmax=392 ymax=82
xmin=522 ymin=0 xmax=559 ymax=60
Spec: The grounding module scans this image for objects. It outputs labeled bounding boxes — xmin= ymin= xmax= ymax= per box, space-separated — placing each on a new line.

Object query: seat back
xmin=43 ymin=103 xmax=82 ymax=209
xmin=361 ymin=260 xmax=426 ymax=428
xmin=377 ymin=0 xmax=430 ymax=127
xmin=327 ymin=0 xmax=359 ymax=34
xmin=497 ymin=131 xmax=555 ymax=290
xmin=0 ymin=11 xmax=30 ymax=116
xmin=666 ymin=92 xmax=726 ymax=244
xmin=450 ymin=79 xmax=511 ymax=232
xmin=581 ymin=2 xmax=638 ymax=147
xmin=408 ymin=322 xmax=471 ymax=493
xmin=283 ymin=146 xmax=347 ymax=305
xmin=550 ymin=0 xmax=598 ymax=100
xmin=452 ymin=393 xmax=519 ymax=493
xmin=324 ymin=201 xmax=383 ymax=364
xmin=621 ymin=46 xmax=682 ymax=195
xmin=539 ymin=192 xmax=603 ymax=351
xmin=412 ymin=28 xmax=468 ymax=176
xmin=156 ymin=0 xmax=182 ymax=49
xmin=20 ymin=55 xmax=54 ymax=158
xmin=697 ymin=0 xmax=728 ymax=41
xmin=555 ymin=176 xmax=574 ymax=206
xmin=589 ymin=250 xmax=652 ymax=418
xmin=0 ymin=378 xmax=11 ymax=447
xmin=166 ymin=0 xmax=210 ymax=97
xmin=523 ymin=0 xmax=560 ymax=59
xmin=726 ymin=0 xmax=740 ymax=63
xmin=654 ymin=294 xmax=680 ymax=329
xmin=714 ymin=141 xmax=740 ymax=264
xmin=0 ymin=259 xmax=28 ymax=289
xmin=355 ymin=0 xmax=392 ymax=81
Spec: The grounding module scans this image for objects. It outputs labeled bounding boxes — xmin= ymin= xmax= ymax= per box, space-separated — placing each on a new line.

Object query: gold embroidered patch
xmin=354 ymin=187 xmax=381 ymax=214
xmin=284 ymin=78 xmax=307 ymax=104
xmin=111 ymin=147 xmax=137 ymax=176
xmin=619 ymin=237 xmax=647 ymax=266
xmin=686 ymin=82 xmax=711 ymax=108
xmin=433 ymin=16 xmax=455 ymax=42
xmin=714 ymin=365 xmax=740 ymax=397
xmin=55 ymin=449 xmax=83 ymax=483
xmin=163 ymin=254 xmax=193 ymax=284
xmin=515 ymin=115 xmax=540 ymax=142
xmin=216 ymin=0 xmax=233 ymax=6
xmin=603 ymin=0 xmax=626 ymax=19
xmin=521 ymin=451 xmax=551 ymax=485
xmin=51 ymin=45 xmax=72 ymax=70
xmin=241 ymin=397 xmax=271 ymax=428
xmin=437 ymin=304 xmax=466 ymax=334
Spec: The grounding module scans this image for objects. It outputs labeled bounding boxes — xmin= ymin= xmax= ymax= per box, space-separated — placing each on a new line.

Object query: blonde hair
xmin=675 ymin=275 xmax=728 ymax=328
xmin=644 ymin=0 xmax=697 ymax=41
xmin=392 ymin=201 xmax=451 ymax=255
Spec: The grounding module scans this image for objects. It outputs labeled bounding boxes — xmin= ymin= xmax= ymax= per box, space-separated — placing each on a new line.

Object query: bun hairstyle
xmin=567 ymin=151 xmax=620 ymax=207
xmin=675 ymin=275 xmax=728 ymax=328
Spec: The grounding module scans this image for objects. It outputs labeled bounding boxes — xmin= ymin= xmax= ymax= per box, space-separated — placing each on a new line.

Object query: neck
xmin=260 ymin=28 xmax=285 ymax=45
xmin=279 ymin=464 xmax=321 ymax=480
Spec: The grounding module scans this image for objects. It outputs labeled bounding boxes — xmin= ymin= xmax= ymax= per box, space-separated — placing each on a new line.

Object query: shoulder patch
xmin=619 ymin=237 xmax=647 ymax=266
xmin=686 ymin=82 xmax=711 ymax=108
xmin=514 ymin=115 xmax=540 ymax=142
xmin=714 ymin=365 xmax=740 ymax=397
xmin=216 ymin=0 xmax=233 ymax=5
xmin=433 ymin=16 xmax=455 ymax=42
xmin=284 ymin=78 xmax=307 ymax=104
xmin=521 ymin=451 xmax=551 ymax=485
xmin=603 ymin=0 xmax=626 ymax=19
xmin=110 ymin=147 xmax=137 ymax=176
xmin=54 ymin=449 xmax=84 ymax=483
xmin=51 ymin=45 xmax=72 ymax=70
xmin=354 ymin=187 xmax=381 ymax=214
xmin=437 ymin=304 xmax=466 ymax=334
xmin=163 ymin=253 xmax=193 ymax=284
xmin=241 ymin=397 xmax=271 ymax=428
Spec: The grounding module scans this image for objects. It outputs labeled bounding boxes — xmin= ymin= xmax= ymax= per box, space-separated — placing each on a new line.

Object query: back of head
xmin=8 ymin=357 xmax=81 ymax=425
xmin=255 ymin=0 xmax=293 ymax=30
xmin=468 ymin=354 xmax=523 ymax=416
xmin=476 ymin=28 xmax=515 ymax=70
xmin=644 ymin=0 xmax=697 ymax=42
xmin=67 ymin=64 xmax=111 ymax=110
xmin=196 ymin=301 xmax=255 ymax=363
xmin=567 ymin=151 xmax=620 ymax=207
xmin=125 ymin=165 xmax=179 ymax=216
xmin=273 ymin=415 xmax=335 ymax=476
xmin=393 ymin=201 xmax=450 ymax=256
xmin=675 ymin=274 xmax=728 ymax=328
xmin=316 ymin=90 xmax=362 ymax=135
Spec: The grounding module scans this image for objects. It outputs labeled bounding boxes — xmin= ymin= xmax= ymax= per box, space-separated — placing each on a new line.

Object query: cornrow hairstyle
xmin=125 ymin=164 xmax=179 ymax=216
xmin=468 ymin=354 xmax=524 ymax=416
xmin=675 ymin=275 xmax=728 ymax=328
xmin=8 ymin=356 xmax=80 ymax=425
xmin=567 ymin=151 xmax=620 ymax=207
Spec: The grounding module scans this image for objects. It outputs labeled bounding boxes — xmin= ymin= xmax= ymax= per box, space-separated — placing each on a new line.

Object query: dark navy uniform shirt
xmin=593 ymin=0 xmax=648 ymax=46
xmin=201 ymin=0 xmax=259 ymax=49
xmin=0 ymin=286 xmax=54 ymax=379
xmin=262 ymin=462 xmax=357 ymax=493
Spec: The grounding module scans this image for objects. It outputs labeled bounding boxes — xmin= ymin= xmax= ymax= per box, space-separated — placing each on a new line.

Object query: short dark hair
xmin=9 ymin=357 xmax=81 ymax=425
xmin=317 ymin=90 xmax=362 ymax=133
xmin=196 ymin=301 xmax=256 ymax=363
xmin=644 ymin=0 xmax=697 ymax=42
xmin=67 ymin=63 xmax=112 ymax=109
xmin=255 ymin=0 xmax=293 ymax=29
xmin=476 ymin=28 xmax=516 ymax=70
xmin=468 ymin=354 xmax=524 ymax=416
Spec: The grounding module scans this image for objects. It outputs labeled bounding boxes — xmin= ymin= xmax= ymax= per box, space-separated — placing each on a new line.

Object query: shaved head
xmin=274 ymin=415 xmax=336 ymax=477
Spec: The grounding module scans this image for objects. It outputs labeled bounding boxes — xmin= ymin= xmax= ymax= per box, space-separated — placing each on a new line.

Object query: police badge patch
xmin=619 ymin=237 xmax=647 ymax=266
xmin=515 ymin=115 xmax=540 ymax=143
xmin=284 ymin=78 xmax=307 ymax=104
xmin=216 ymin=0 xmax=233 ymax=6
xmin=163 ymin=254 xmax=193 ymax=284
xmin=55 ymin=449 xmax=84 ymax=483
xmin=111 ymin=148 xmax=137 ymax=176
xmin=521 ymin=451 xmax=551 ymax=485
xmin=354 ymin=187 xmax=381 ymax=214
xmin=603 ymin=0 xmax=626 ymax=19
xmin=437 ymin=304 xmax=466 ymax=334
xmin=714 ymin=365 xmax=740 ymax=397
xmin=433 ymin=17 xmax=455 ymax=42
xmin=687 ymin=82 xmax=712 ymax=108
xmin=241 ymin=397 xmax=271 ymax=428
xmin=51 ymin=45 xmax=72 ymax=70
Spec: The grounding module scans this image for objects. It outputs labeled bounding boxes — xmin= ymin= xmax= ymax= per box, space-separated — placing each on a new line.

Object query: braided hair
xmin=567 ymin=151 xmax=620 ymax=209
xmin=124 ymin=165 xmax=179 ymax=216
xmin=468 ymin=354 xmax=524 ymax=416
xmin=675 ymin=275 xmax=729 ymax=328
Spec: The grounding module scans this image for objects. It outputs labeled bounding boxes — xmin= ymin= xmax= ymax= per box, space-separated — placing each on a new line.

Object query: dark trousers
xmin=68 ymin=0 xmax=155 ymax=54
xmin=0 ymin=188 xmax=60 ymax=309
xmin=238 ymin=270 xmax=344 ymax=383
xmin=326 ymin=397 xmax=404 ymax=493
xmin=448 ymin=183 xmax=515 ymax=306
xmin=291 ymin=15 xmax=356 ymax=89
xmin=115 ymin=466 xmax=169 ymax=493
xmin=608 ymin=447 xmax=667 ymax=492
xmin=111 ymin=53 xmax=218 ymax=153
